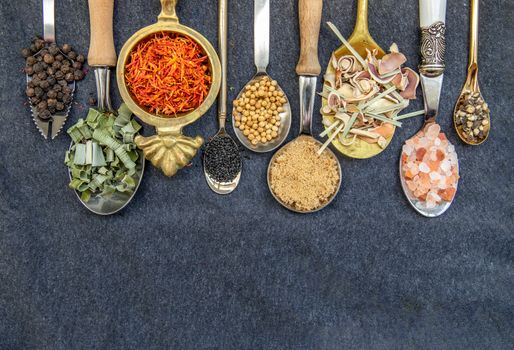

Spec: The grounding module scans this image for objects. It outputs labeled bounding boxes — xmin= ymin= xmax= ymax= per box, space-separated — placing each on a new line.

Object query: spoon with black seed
xmin=203 ymin=0 xmax=241 ymax=194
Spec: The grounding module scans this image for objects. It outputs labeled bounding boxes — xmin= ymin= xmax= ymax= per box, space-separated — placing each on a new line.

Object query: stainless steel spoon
xmin=267 ymin=0 xmax=341 ymax=213
xmin=203 ymin=0 xmax=242 ymax=195
xmin=232 ymin=0 xmax=292 ymax=153
xmin=453 ymin=0 xmax=490 ymax=145
xmin=70 ymin=0 xmax=144 ymax=215
xmin=399 ymin=0 xmax=458 ymax=217
xmin=27 ymin=0 xmax=75 ymax=139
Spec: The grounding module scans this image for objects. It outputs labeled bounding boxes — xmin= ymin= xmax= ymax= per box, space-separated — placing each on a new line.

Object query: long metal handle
xmin=254 ymin=0 xmax=270 ymax=73
xmin=218 ymin=0 xmax=228 ymax=129
xmin=419 ymin=0 xmax=446 ymax=122
xmin=469 ymin=0 xmax=479 ymax=67
xmin=43 ymin=0 xmax=55 ymax=42
xmin=354 ymin=0 xmax=369 ymax=33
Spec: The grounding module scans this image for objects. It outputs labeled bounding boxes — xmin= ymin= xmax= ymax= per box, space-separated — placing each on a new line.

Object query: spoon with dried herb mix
xmin=203 ymin=0 xmax=241 ymax=194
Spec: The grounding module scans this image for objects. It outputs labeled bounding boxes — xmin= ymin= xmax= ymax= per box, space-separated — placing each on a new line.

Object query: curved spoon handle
xmin=158 ymin=0 xmax=179 ymax=22
xmin=296 ymin=0 xmax=322 ymax=76
xmin=469 ymin=0 xmax=479 ymax=67
xmin=88 ymin=0 xmax=116 ymax=66
xmin=254 ymin=0 xmax=270 ymax=73
xmin=218 ymin=0 xmax=228 ymax=128
xmin=43 ymin=0 xmax=55 ymax=42
xmin=419 ymin=0 xmax=446 ymax=77
xmin=354 ymin=0 xmax=369 ymax=34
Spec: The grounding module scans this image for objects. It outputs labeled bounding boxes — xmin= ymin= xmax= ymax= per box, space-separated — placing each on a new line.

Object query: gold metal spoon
xmin=453 ymin=0 xmax=490 ymax=145
xmin=321 ymin=0 xmax=390 ymax=159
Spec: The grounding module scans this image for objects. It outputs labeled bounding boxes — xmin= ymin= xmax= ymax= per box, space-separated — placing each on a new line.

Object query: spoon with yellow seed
xmin=453 ymin=0 xmax=490 ymax=145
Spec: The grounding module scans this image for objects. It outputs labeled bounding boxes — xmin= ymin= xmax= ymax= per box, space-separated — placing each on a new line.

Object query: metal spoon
xmin=453 ymin=0 xmax=490 ymax=145
xmin=27 ymin=0 xmax=75 ymax=139
xmin=267 ymin=0 xmax=342 ymax=213
xmin=203 ymin=0 xmax=241 ymax=195
xmin=399 ymin=0 xmax=458 ymax=217
xmin=231 ymin=0 xmax=292 ymax=153
xmin=70 ymin=0 xmax=144 ymax=215
xmin=321 ymin=0 xmax=390 ymax=159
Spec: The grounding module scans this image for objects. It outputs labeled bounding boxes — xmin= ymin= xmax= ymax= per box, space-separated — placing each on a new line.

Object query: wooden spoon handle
xmin=88 ymin=0 xmax=116 ymax=66
xmin=296 ymin=0 xmax=323 ymax=76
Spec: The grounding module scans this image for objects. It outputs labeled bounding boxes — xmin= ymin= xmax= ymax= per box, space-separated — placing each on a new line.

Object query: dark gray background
xmin=1 ymin=0 xmax=513 ymax=349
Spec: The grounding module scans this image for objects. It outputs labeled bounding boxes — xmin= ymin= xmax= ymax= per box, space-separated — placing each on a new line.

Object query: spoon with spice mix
xmin=231 ymin=0 xmax=292 ymax=152
xmin=399 ymin=0 xmax=459 ymax=217
xmin=267 ymin=0 xmax=341 ymax=213
xmin=203 ymin=0 xmax=241 ymax=194
xmin=453 ymin=0 xmax=490 ymax=145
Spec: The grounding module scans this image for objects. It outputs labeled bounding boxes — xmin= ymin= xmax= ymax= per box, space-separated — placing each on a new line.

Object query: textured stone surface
xmin=0 ymin=0 xmax=513 ymax=349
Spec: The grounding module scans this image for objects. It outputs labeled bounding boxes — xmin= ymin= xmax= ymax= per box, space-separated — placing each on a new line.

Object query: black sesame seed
xmin=203 ymin=135 xmax=241 ymax=183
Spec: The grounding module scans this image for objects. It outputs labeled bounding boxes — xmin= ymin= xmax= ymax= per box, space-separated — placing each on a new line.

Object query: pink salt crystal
xmin=419 ymin=162 xmax=430 ymax=173
xmin=425 ymin=200 xmax=436 ymax=209
xmin=434 ymin=138 xmax=441 ymax=146
xmin=426 ymin=124 xmax=441 ymax=139
xmin=429 ymin=171 xmax=441 ymax=181
xmin=440 ymin=160 xmax=451 ymax=172
xmin=407 ymin=180 xmax=417 ymax=192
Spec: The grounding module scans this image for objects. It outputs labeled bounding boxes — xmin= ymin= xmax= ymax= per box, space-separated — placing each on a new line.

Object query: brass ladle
xmin=321 ymin=0 xmax=390 ymax=159
xmin=117 ymin=0 xmax=221 ymax=176
xmin=453 ymin=0 xmax=490 ymax=145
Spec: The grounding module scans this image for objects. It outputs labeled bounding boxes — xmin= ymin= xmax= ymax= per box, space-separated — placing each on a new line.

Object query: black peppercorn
xmin=43 ymin=53 xmax=54 ymax=64
xmin=68 ymin=51 xmax=77 ymax=60
xmin=63 ymin=95 xmax=72 ymax=104
xmin=76 ymin=54 xmax=85 ymax=63
xmin=72 ymin=61 xmax=82 ymax=70
xmin=37 ymin=101 xmax=47 ymax=111
xmin=33 ymin=62 xmax=43 ymax=73
xmin=47 ymin=98 xmax=57 ymax=107
xmin=39 ymin=109 xmax=52 ymax=120
xmin=40 ymin=80 xmax=50 ymax=90
xmin=48 ymin=44 xmax=59 ymax=56
xmin=58 ymin=79 xmax=67 ymax=87
xmin=61 ymin=43 xmax=72 ymax=54
xmin=55 ymin=54 xmax=64 ymax=62
xmin=29 ymin=44 xmax=37 ymax=53
xmin=30 ymin=96 xmax=40 ymax=105
xmin=61 ymin=65 xmax=71 ymax=74
xmin=37 ymin=71 xmax=47 ymax=80
xmin=65 ymin=72 xmax=74 ymax=82
xmin=37 ymin=55 xmax=43 ymax=62
xmin=21 ymin=48 xmax=32 ymax=57
xmin=48 ymin=106 xmax=56 ymax=114
xmin=34 ymin=87 xmax=43 ymax=97
xmin=24 ymin=66 xmax=34 ymax=75
xmin=40 ymin=49 xmax=48 ymax=57
xmin=34 ymin=39 xmax=45 ymax=51
xmin=47 ymin=90 xmax=57 ymax=99
xmin=52 ymin=61 xmax=62 ymax=70
xmin=56 ymin=102 xmax=65 ymax=111
xmin=46 ymin=67 xmax=55 ymax=76
xmin=55 ymin=71 xmax=64 ymax=80
xmin=74 ymin=70 xmax=84 ymax=80
xmin=41 ymin=62 xmax=49 ymax=70
xmin=26 ymin=56 xmax=37 ymax=66
xmin=27 ymin=81 xmax=35 ymax=89
xmin=26 ymin=87 xmax=35 ymax=97
xmin=57 ymin=92 xmax=64 ymax=100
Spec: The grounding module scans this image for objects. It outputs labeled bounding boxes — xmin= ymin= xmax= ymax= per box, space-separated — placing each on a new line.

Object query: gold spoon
xmin=453 ymin=0 xmax=490 ymax=145
xmin=321 ymin=0 xmax=390 ymax=159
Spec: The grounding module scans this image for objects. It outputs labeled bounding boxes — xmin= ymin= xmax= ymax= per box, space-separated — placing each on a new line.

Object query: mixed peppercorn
xmin=454 ymin=91 xmax=490 ymax=143
xmin=22 ymin=36 xmax=86 ymax=120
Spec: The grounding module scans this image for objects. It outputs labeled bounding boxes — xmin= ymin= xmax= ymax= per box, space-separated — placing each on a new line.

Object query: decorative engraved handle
xmin=420 ymin=21 xmax=446 ymax=77
xmin=158 ymin=0 xmax=179 ymax=22
xmin=135 ymin=129 xmax=203 ymax=177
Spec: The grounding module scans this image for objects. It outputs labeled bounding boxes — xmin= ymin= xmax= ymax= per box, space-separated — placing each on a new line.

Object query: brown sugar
xmin=269 ymin=136 xmax=340 ymax=211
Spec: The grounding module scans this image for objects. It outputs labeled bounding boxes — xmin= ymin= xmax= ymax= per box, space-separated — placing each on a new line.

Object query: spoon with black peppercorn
xmin=23 ymin=0 xmax=80 ymax=139
xmin=203 ymin=0 xmax=241 ymax=194
xmin=453 ymin=0 xmax=490 ymax=145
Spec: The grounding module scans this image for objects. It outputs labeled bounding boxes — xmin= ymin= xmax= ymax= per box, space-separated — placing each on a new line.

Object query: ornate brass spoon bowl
xmin=453 ymin=0 xmax=490 ymax=145
xmin=321 ymin=0 xmax=391 ymax=159
xmin=117 ymin=0 xmax=221 ymax=176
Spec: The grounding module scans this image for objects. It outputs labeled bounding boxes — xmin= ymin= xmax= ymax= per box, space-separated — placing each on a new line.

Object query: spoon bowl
xmin=233 ymin=73 xmax=292 ymax=153
xmin=69 ymin=147 xmax=145 ymax=215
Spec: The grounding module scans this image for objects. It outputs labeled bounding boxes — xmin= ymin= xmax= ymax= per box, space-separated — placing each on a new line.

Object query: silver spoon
xmin=399 ymin=0 xmax=459 ymax=217
xmin=267 ymin=0 xmax=341 ymax=213
xmin=203 ymin=0 xmax=241 ymax=195
xmin=232 ymin=0 xmax=291 ymax=153
xmin=69 ymin=0 xmax=144 ymax=215
xmin=27 ymin=0 xmax=75 ymax=139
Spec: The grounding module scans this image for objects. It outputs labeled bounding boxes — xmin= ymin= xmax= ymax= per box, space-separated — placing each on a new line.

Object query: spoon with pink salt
xmin=399 ymin=0 xmax=459 ymax=217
